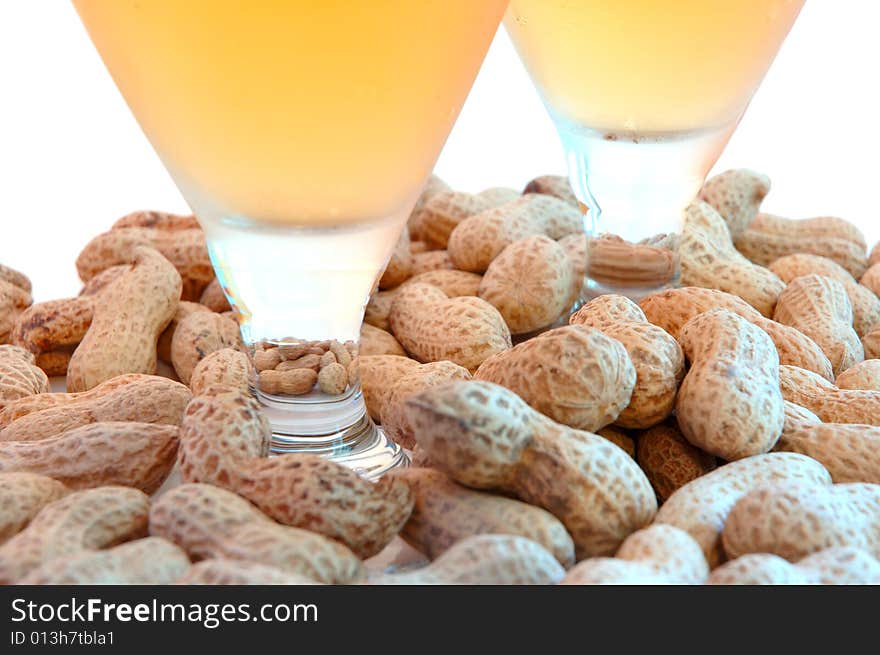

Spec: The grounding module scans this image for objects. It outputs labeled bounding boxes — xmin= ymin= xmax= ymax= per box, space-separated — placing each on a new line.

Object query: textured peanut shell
xmin=410 ymin=190 xmax=495 ymax=250
xmin=68 ymin=247 xmax=181 ymax=392
xmin=150 ymin=483 xmax=363 ymax=584
xmin=389 ymin=282 xmax=511 ymax=372
xmin=373 ymin=534 xmax=565 ymax=585
xmin=654 ymin=452 xmax=831 ymax=567
xmin=177 ymin=559 xmax=318 ymax=585
xmin=636 ymin=421 xmax=716 ymax=502
xmin=360 ymin=323 xmax=406 ymax=357
xmin=157 ymin=301 xmax=211 ymax=363
xmin=406 ymin=174 xmax=452 ymax=241
xmin=171 ymin=311 xmax=243 ymax=385
xmin=199 ymin=277 xmax=232 ymax=312
xmin=596 ymin=427 xmax=635 ymax=458
xmin=779 ymin=364 xmax=880 ymax=425
xmin=698 ymin=169 xmax=770 ymax=237
xmin=448 ymin=195 xmax=582 ymax=273
xmin=0 ymin=486 xmax=150 ymax=583
xmin=76 ymin=226 xmax=213 ymax=300
xmin=378 ymin=225 xmax=412 ymax=289
xmin=0 ymin=472 xmax=69 ymax=544
xmin=0 ymin=263 xmax=32 ymax=294
xmin=865 ymin=324 xmax=880 ymax=359
xmin=389 ymin=467 xmax=575 ymax=567
xmin=0 ymin=374 xmax=191 ymax=441
xmin=380 ymin=361 xmax=472 ymax=450
xmin=675 ymin=310 xmax=784 ymax=460
xmin=523 ymin=175 xmax=579 ymax=207
xmin=722 ymin=482 xmax=880 ymax=561
xmin=775 ymin=400 xmax=880 ymax=484
xmin=570 ymin=295 xmax=684 ymax=429
xmin=0 ymin=421 xmax=178 ymax=493
xmin=177 ymin=386 xmax=413 ymax=558
xmin=403 ymin=269 xmax=483 ymax=297
xmin=112 ymin=210 xmax=200 ymax=231
xmin=640 ymin=286 xmax=833 ymax=380
xmin=405 ymin=380 xmax=657 ymax=559
xmin=190 ymin=348 xmax=252 ymax=395
xmin=0 ymin=347 xmax=49 ymax=410
xmin=835 ymin=359 xmax=880 ymax=391
xmin=769 ymin=254 xmax=880 ymax=337
xmin=359 ymin=355 xmax=420 ymax=421
xmin=679 ymin=201 xmax=785 ymax=317
xmin=708 ymin=548 xmax=880 ymax=585
xmin=475 ymin=325 xmax=635 ymax=432
xmin=861 ymin=263 xmax=880 ymax=297
xmin=558 ymin=233 xmax=587 ymax=298
xmin=1 ymin=277 xmax=33 ymax=344
xmin=21 ymin=537 xmax=190 ymax=585
xmin=751 ymin=213 xmax=867 ymax=251
xmin=410 ymin=250 xmax=454 ymax=276
xmin=479 ymin=235 xmax=576 ymax=334
xmin=12 ymin=296 xmax=94 ymax=357
xmin=871 ymin=242 xmax=880 ymax=268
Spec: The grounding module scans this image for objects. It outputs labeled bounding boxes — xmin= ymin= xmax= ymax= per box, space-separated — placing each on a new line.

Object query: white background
xmin=1 ymin=1 xmax=878 ymax=302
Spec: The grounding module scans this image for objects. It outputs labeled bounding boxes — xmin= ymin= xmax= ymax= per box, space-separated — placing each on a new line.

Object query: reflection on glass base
xmin=255 ymin=384 xmax=409 ymax=480
xmin=579 ymin=271 xmax=681 ymax=305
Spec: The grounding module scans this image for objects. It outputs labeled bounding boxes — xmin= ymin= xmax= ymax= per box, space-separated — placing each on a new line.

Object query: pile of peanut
xmin=1 ymin=169 xmax=880 ymax=585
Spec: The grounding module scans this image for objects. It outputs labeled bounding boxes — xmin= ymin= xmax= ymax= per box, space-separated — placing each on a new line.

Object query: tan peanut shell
xmin=389 ymin=282 xmax=511 ymax=372
xmin=708 ymin=548 xmax=880 ymax=585
xmin=835 ymin=359 xmax=880 ymax=391
xmin=476 ymin=187 xmax=521 ymax=206
xmin=776 ymin=400 xmax=880 ymax=484
xmin=0 ymin=486 xmax=150 ymax=583
xmin=769 ymin=254 xmax=880 ymax=337
xmin=360 ymin=323 xmax=406 ymax=357
xmin=199 ymin=277 xmax=232 ymax=312
xmin=596 ymin=427 xmax=635 ymax=458
xmin=177 ymin=559 xmax=318 ymax=585
xmin=21 ymin=537 xmax=190 ymax=585
xmin=405 ymin=380 xmax=657 ymax=559
xmin=448 ymin=194 xmax=582 ymax=273
xmin=359 ymin=355 xmax=421 ymax=421
xmin=523 ymin=175 xmax=579 ymax=207
xmin=722 ymin=482 xmax=880 ymax=562
xmin=0 ymin=263 xmax=32 ymax=294
xmin=150 ymin=483 xmax=363 ymax=584
xmin=410 ymin=250 xmax=454 ymax=276
xmin=380 ymin=361 xmax=472 ymax=449
xmin=0 ymin=421 xmax=178 ymax=493
xmin=0 ymin=269 xmax=32 ymax=345
xmin=475 ymin=325 xmax=635 ymax=432
xmin=865 ymin=324 xmax=880 ymax=359
xmin=112 ymin=210 xmax=200 ymax=231
xmin=636 ymin=421 xmax=716 ymax=502
xmin=177 ymin=386 xmax=413 ymax=558
xmin=68 ymin=247 xmax=181 ymax=392
xmin=563 ymin=525 xmax=708 ymax=584
xmin=406 ymin=174 xmax=452 ymax=241
xmin=698 ymin=168 xmax=770 ymax=237
xmin=389 ymin=467 xmax=575 ymax=567
xmin=157 ymin=301 xmax=212 ymax=363
xmin=679 ymin=201 xmax=785 ymax=317
xmin=751 ymin=213 xmax=868 ymax=251
xmin=0 ymin=345 xmax=49 ymax=410
xmin=76 ymin=226 xmax=213 ymax=301
xmin=778 ymin=364 xmax=880 ymax=425
xmin=79 ymin=264 xmax=128 ymax=296
xmin=871 ymin=242 xmax=880 ymax=268
xmin=373 ymin=534 xmax=565 ymax=585
xmin=12 ymin=297 xmax=94 ymax=361
xmin=378 ymin=225 xmax=413 ymax=289
xmin=190 ymin=348 xmax=252 ymax=395
xmin=0 ymin=374 xmax=191 ymax=441
xmin=570 ymin=295 xmax=684 ymax=429
xmin=639 ymin=286 xmax=834 ymax=380
xmin=403 ymin=269 xmax=483 ymax=297
xmin=410 ymin=190 xmax=496 ymax=250
xmin=861 ymin=263 xmax=880 ymax=297
xmin=0 ymin=472 xmax=69 ymax=544
xmin=479 ymin=235 xmax=576 ymax=334
xmin=654 ymin=452 xmax=831 ymax=567
xmin=558 ymin=232 xmax=587 ymax=298
xmin=676 ymin=310 xmax=784 ymax=460
xmin=171 ymin=311 xmax=243 ymax=385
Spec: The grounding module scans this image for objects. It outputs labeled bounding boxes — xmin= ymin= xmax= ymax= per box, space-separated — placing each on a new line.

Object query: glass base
xmin=256 ymin=383 xmax=409 ymax=480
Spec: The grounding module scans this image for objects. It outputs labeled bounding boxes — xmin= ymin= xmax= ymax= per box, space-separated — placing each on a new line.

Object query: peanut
xmin=259 ymin=368 xmax=317 ymax=395
xmin=409 ymin=190 xmax=497 ymax=250
xmin=0 ymin=263 xmax=32 ymax=294
xmin=112 ymin=210 xmax=200 ymax=231
xmin=558 ymin=233 xmax=587 ymax=298
xmin=0 ymin=486 xmax=150 ymax=583
xmin=479 ymin=235 xmax=576 ymax=334
xmin=448 ymin=194 xmax=582 ymax=273
xmin=636 ymin=421 xmax=716 ymax=502
xmin=380 ymin=361 xmax=472 ymax=450
xmin=177 ymin=386 xmax=413 ymax=558
xmin=698 ymin=168 xmax=770 ymax=237
xmin=596 ymin=426 xmax=635 ymax=458
xmin=177 ymin=559 xmax=318 ymax=585
xmin=275 ymin=353 xmax=321 ymax=372
xmin=389 ymin=467 xmax=575 ymax=567
xmin=779 ymin=364 xmax=880 ymax=425
xmin=523 ymin=174 xmax=579 ymax=207
xmin=403 ymin=269 xmax=483 ymax=296
xmin=0 ymin=374 xmax=191 ymax=441
xmin=562 ymin=525 xmax=708 ymax=584
xmin=0 ymin=472 xmax=68 ymax=544
xmin=253 ymin=347 xmax=283 ymax=371
xmin=378 ymin=225 xmax=412 ymax=289
xmin=0 ymin=345 xmax=49 ymax=410
xmin=476 ymin=325 xmax=634 ymax=432
xmin=0 ymin=422 xmax=179 ymax=493
xmin=675 ymin=309 xmax=784 ymax=460
xmin=835 ymin=359 xmax=880 ymax=391
xmin=157 ymin=301 xmax=212 ymax=364
xmin=12 ymin=297 xmax=94 ymax=371
xmin=722 ymin=481 xmax=880 ymax=561
xmin=708 ymin=548 xmax=880 ymax=585
xmin=865 ymin=324 xmax=880 ymax=359
xmin=359 ymin=323 xmax=406 ymax=357
xmin=190 ymin=348 xmax=252 ymax=396
xmin=359 ymin=355 xmax=420 ymax=421
xmin=0 ymin=266 xmax=33 ymax=345
xmin=389 ymin=282 xmax=511 ymax=372
xmin=317 ymin=362 xmax=348 ymax=395
xmin=79 ymin=264 xmax=128 ymax=296
xmin=769 ymin=254 xmax=880 ymax=337
xmin=198 ymin=277 xmax=232 ymax=312
xmin=171 ymin=311 xmax=243 ymax=385
xmin=570 ymin=295 xmax=684 ymax=428
xmin=679 ymin=201 xmax=785 ymax=317
xmin=410 ymin=250 xmax=454 ymax=276
xmin=639 ymin=286 xmax=834 ymax=380
xmin=372 ymin=535 xmax=565 ymax=585
xmin=150 ymin=483 xmax=363 ymax=584
xmin=21 ymin=537 xmax=190 ymax=585
xmin=405 ymin=380 xmax=657 ymax=559
xmin=654 ymin=452 xmax=831 ymax=567
xmin=76 ymin=226 xmax=213 ymax=301
xmin=871 ymin=241 xmax=880 ymax=268
xmin=861 ymin=262 xmax=880 ymax=297
xmin=406 ymin=174 xmax=452 ymax=242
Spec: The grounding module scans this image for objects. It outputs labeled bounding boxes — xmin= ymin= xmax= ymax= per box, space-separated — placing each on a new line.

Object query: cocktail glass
xmin=506 ymin=0 xmax=804 ymax=300
xmin=73 ymin=0 xmax=509 ymax=478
